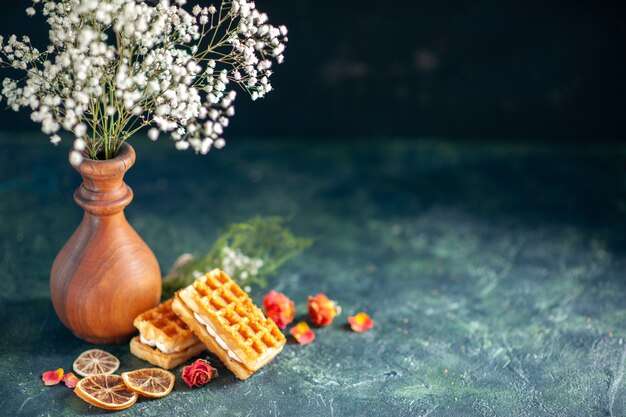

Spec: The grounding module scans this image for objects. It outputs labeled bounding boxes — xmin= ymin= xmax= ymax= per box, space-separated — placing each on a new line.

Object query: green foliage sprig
xmin=162 ymin=216 xmax=312 ymax=299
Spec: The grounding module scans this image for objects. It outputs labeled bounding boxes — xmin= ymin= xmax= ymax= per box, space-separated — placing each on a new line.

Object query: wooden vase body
xmin=50 ymin=144 xmax=161 ymax=344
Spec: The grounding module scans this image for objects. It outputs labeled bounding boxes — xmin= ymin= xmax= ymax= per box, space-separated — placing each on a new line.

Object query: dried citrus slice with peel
xmin=73 ymin=349 xmax=120 ymax=377
xmin=75 ymin=374 xmax=138 ymax=410
xmin=121 ymin=368 xmax=176 ymax=398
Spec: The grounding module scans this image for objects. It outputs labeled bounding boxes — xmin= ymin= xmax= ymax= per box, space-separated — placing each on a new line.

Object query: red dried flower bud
xmin=62 ymin=372 xmax=79 ymax=389
xmin=262 ymin=290 xmax=295 ymax=329
xmin=308 ymin=293 xmax=340 ymax=326
xmin=42 ymin=368 xmax=64 ymax=386
xmin=348 ymin=312 xmax=374 ymax=333
xmin=290 ymin=322 xmax=315 ymax=345
xmin=182 ymin=359 xmax=217 ymax=388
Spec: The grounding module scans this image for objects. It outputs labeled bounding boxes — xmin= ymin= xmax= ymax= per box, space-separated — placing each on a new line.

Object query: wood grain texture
xmin=50 ymin=144 xmax=162 ymax=344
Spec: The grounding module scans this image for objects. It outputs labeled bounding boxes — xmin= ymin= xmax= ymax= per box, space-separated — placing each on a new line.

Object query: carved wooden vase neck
xmin=74 ymin=144 xmax=135 ymax=216
xmin=50 ymin=143 xmax=162 ymax=344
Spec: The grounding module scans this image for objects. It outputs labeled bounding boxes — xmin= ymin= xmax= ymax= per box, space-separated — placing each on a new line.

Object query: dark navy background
xmin=2 ymin=3 xmax=626 ymax=415
xmin=0 ymin=0 xmax=625 ymax=140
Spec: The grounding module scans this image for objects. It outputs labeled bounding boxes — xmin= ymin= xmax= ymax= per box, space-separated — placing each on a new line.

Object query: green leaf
xmin=162 ymin=216 xmax=312 ymax=299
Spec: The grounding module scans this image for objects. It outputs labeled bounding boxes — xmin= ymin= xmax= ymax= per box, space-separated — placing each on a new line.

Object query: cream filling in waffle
xmin=138 ymin=334 xmax=180 ymax=354
xmin=193 ymin=312 xmax=243 ymax=363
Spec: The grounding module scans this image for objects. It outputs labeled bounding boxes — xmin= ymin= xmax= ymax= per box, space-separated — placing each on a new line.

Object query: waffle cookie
xmin=171 ymin=269 xmax=286 ymax=380
xmin=130 ymin=298 xmax=206 ymax=369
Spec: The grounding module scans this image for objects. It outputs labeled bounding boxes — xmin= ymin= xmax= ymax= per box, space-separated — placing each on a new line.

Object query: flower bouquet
xmin=0 ymin=0 xmax=288 ymax=343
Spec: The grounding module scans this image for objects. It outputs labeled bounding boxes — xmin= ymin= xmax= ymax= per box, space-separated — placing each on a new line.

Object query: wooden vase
xmin=50 ymin=143 xmax=162 ymax=344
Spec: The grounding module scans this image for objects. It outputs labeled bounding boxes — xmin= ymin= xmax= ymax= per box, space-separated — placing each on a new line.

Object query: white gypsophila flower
xmin=74 ymin=124 xmax=87 ymax=137
xmin=50 ymin=134 xmax=61 ymax=145
xmin=73 ymin=138 xmax=86 ymax=151
xmin=148 ymin=128 xmax=159 ymax=141
xmin=214 ymin=138 xmax=226 ymax=149
xmin=69 ymin=150 xmax=83 ymax=166
xmin=0 ymin=0 xmax=288 ymax=160
xmin=220 ymin=246 xmax=264 ymax=283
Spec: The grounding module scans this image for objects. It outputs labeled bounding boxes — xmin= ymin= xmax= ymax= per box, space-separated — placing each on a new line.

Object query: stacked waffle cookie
xmin=130 ymin=298 xmax=206 ymax=369
xmin=130 ymin=269 xmax=286 ymax=379
xmin=172 ymin=269 xmax=286 ymax=379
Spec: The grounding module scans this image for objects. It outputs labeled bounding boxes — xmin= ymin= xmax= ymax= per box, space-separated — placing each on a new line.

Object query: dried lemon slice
xmin=121 ymin=368 xmax=175 ymax=398
xmin=75 ymin=374 xmax=138 ymax=410
xmin=73 ymin=349 xmax=120 ymax=377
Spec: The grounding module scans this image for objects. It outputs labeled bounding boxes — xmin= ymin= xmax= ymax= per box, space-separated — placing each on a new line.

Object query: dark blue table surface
xmin=1 ymin=134 xmax=626 ymax=416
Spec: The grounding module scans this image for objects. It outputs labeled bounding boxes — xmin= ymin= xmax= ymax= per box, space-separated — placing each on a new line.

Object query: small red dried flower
xmin=182 ymin=359 xmax=218 ymax=388
xmin=262 ymin=290 xmax=295 ymax=329
xmin=308 ymin=293 xmax=340 ymax=326
xmin=42 ymin=368 xmax=64 ymax=386
xmin=62 ymin=372 xmax=79 ymax=389
xmin=290 ymin=322 xmax=315 ymax=345
xmin=348 ymin=312 xmax=374 ymax=333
